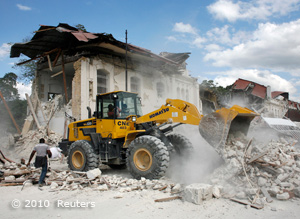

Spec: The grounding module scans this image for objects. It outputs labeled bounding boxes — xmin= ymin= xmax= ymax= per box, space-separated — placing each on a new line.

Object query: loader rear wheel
xmin=126 ymin=135 xmax=169 ymax=179
xmin=68 ymin=140 xmax=99 ymax=171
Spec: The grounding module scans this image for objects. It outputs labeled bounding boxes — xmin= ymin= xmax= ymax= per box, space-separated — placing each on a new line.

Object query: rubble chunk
xmin=184 ymin=183 xmax=213 ymax=205
xmin=86 ymin=168 xmax=101 ymax=180
xmin=276 ymin=192 xmax=290 ymax=200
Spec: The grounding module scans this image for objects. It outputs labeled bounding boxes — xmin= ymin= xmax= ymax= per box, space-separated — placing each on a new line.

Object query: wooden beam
xmin=47 ymin=55 xmax=53 ymax=71
xmin=61 ymin=51 xmax=69 ymax=103
xmin=154 ymin=196 xmax=182 ymax=202
xmin=25 ymin=93 xmax=41 ymax=129
xmin=34 ymin=90 xmax=46 ymax=122
xmin=230 ymin=198 xmax=263 ymax=209
xmin=0 ymin=90 xmax=21 ymax=134
xmin=51 ymin=71 xmax=63 ymax=78
xmin=52 ymin=48 xmax=62 ymax=67
xmin=16 ymin=48 xmax=59 ymax=66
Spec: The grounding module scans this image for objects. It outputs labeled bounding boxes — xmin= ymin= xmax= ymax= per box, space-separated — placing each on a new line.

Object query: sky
xmin=1 ymin=0 xmax=300 ymax=101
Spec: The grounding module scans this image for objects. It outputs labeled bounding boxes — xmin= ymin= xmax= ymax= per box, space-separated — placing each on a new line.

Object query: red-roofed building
xmin=230 ymin=78 xmax=300 ymax=121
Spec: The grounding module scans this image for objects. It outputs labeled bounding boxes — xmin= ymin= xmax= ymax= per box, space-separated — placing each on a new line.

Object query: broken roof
xmin=232 ymin=78 xmax=267 ymax=99
xmin=272 ymin=91 xmax=289 ymax=99
xmin=10 ymin=23 xmax=181 ymax=66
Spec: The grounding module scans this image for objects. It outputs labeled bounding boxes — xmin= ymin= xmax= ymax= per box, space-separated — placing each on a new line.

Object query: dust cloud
xmin=166 ymin=124 xmax=223 ymax=184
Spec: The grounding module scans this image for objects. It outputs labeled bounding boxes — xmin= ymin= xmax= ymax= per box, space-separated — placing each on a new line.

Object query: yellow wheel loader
xmin=59 ymin=91 xmax=258 ymax=179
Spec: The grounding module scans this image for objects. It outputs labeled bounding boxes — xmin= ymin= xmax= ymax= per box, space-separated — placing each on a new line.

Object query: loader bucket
xmin=199 ymin=105 xmax=258 ymax=157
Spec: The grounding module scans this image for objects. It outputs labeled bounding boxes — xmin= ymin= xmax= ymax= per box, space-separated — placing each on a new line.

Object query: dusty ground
xmin=0 ymin=160 xmax=300 ymax=219
xmin=1 ymin=125 xmax=300 ymax=219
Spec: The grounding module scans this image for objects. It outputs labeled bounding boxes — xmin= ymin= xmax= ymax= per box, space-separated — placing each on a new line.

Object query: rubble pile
xmin=0 ymin=161 xmax=182 ymax=200
xmin=14 ymin=129 xmax=62 ymax=159
xmin=208 ymin=132 xmax=300 ymax=204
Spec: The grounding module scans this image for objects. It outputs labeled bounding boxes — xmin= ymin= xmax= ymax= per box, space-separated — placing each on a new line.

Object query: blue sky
xmin=1 ymin=0 xmax=300 ymax=101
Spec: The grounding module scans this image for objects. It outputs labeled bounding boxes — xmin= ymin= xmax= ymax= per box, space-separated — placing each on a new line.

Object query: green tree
xmin=0 ymin=72 xmax=19 ymax=101
xmin=0 ymin=73 xmax=27 ymax=134
xmin=13 ymin=58 xmax=37 ymax=83
xmin=75 ymin=24 xmax=87 ymax=32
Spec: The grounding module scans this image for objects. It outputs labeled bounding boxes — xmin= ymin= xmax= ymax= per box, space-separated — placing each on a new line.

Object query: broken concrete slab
xmin=184 ymin=183 xmax=213 ymax=205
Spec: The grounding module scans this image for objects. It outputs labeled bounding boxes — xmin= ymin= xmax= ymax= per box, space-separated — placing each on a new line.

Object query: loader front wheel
xmin=167 ymin=133 xmax=193 ymax=156
xmin=166 ymin=133 xmax=194 ymax=180
xmin=126 ymin=135 xmax=169 ymax=179
xmin=68 ymin=140 xmax=99 ymax=171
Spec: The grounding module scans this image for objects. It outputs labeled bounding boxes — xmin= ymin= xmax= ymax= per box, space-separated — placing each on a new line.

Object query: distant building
xmin=230 ymin=78 xmax=300 ymax=121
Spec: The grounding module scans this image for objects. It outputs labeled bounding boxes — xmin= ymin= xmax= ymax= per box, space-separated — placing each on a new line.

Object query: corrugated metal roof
xmin=10 ymin=23 xmax=179 ymax=66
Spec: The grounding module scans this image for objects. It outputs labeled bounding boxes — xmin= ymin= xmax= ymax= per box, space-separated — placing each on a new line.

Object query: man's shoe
xmin=38 ymin=183 xmax=43 ymax=187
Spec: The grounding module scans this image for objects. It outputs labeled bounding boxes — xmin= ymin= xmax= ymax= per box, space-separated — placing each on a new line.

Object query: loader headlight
xmin=132 ymin=116 xmax=137 ymax=122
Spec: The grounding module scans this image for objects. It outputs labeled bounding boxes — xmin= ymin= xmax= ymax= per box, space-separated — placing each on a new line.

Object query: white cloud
xmin=166 ymin=36 xmax=177 ymax=41
xmin=16 ymin=4 xmax=32 ymax=11
xmin=204 ymin=19 xmax=300 ymax=75
xmin=16 ymin=82 xmax=31 ymax=100
xmin=0 ymin=43 xmax=11 ymax=60
xmin=192 ymin=37 xmax=206 ymax=48
xmin=205 ymin=44 xmax=223 ymax=52
xmin=208 ymin=0 xmax=300 ymax=22
xmin=173 ymin=22 xmax=198 ymax=35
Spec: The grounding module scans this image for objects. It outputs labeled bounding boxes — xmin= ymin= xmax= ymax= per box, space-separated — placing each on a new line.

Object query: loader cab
xmin=96 ymin=91 xmax=143 ymax=120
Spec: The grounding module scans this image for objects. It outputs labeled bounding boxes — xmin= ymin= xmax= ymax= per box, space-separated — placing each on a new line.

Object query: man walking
xmin=27 ymin=138 xmax=52 ymax=187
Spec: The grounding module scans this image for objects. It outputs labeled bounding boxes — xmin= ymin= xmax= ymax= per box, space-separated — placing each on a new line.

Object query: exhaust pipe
xmin=87 ymin=106 xmax=92 ymax=118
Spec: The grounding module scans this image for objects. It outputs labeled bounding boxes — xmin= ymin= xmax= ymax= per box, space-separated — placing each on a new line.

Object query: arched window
xmin=157 ymin=82 xmax=165 ymax=98
xmin=97 ymin=69 xmax=109 ymax=93
xmin=130 ymin=76 xmax=141 ymax=94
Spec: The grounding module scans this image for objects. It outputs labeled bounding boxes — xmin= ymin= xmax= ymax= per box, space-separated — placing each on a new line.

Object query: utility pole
xmin=125 ymin=30 xmax=128 ymax=91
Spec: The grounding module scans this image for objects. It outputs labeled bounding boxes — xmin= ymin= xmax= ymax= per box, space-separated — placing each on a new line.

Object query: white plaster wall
xmin=80 ymin=57 xmax=200 ymax=119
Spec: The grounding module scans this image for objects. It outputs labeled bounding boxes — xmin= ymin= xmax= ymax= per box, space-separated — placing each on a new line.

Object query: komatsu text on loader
xmin=59 ymin=91 xmax=257 ymax=179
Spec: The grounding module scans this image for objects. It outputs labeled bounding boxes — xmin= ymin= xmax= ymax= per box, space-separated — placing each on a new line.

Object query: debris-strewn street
xmin=1 ymin=125 xmax=300 ymax=219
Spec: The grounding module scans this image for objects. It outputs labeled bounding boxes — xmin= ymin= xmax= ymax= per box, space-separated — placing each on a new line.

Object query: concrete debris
xmin=183 ymin=183 xmax=213 ymax=205
xmin=86 ymin=168 xmax=102 ymax=180
xmin=208 ymin=131 xmax=300 ymax=205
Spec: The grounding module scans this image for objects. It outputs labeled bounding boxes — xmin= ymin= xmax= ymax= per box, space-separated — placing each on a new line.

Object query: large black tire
xmin=126 ymin=135 xmax=169 ymax=179
xmin=68 ymin=140 xmax=99 ymax=171
xmin=166 ymin=133 xmax=194 ymax=181
xmin=167 ymin=133 xmax=194 ymax=156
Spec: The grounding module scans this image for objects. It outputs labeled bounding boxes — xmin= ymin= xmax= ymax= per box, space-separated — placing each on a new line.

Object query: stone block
xmin=268 ymin=186 xmax=280 ymax=197
xmin=97 ymin=184 xmax=108 ymax=191
xmin=212 ymin=186 xmax=222 ymax=199
xmin=5 ymin=175 xmax=15 ymax=181
xmin=184 ymin=183 xmax=213 ymax=205
xmin=50 ymin=182 xmax=59 ymax=189
xmin=276 ymin=192 xmax=290 ymax=200
xmin=258 ymin=177 xmax=267 ymax=187
xmin=277 ymin=173 xmax=289 ymax=182
xmin=293 ymin=187 xmax=300 ymax=198
xmin=86 ymin=168 xmax=102 ymax=180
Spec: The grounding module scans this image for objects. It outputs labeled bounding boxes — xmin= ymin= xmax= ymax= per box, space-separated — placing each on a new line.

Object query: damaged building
xmin=10 ymin=23 xmax=200 ymax=134
xmin=230 ymin=78 xmax=300 ymax=121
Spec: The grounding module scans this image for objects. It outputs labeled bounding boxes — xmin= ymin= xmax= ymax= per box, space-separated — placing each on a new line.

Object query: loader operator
xmin=107 ymin=104 xmax=121 ymax=118
xmin=27 ymin=138 xmax=52 ymax=187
